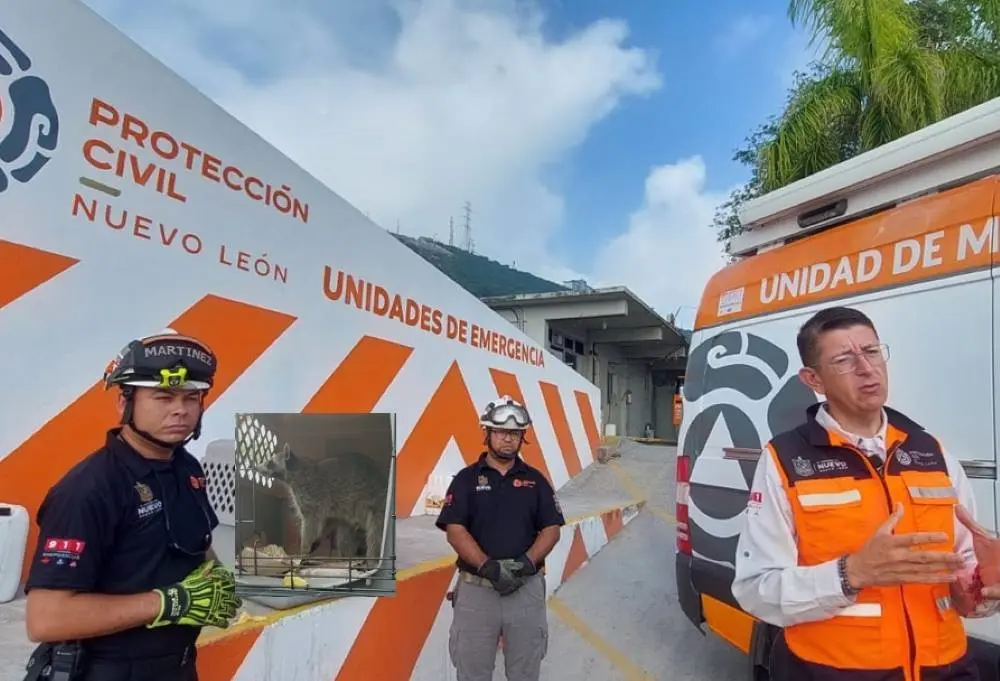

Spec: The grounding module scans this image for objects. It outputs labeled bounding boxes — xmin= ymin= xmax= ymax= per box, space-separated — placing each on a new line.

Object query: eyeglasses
xmin=827 ymin=344 xmax=890 ymax=375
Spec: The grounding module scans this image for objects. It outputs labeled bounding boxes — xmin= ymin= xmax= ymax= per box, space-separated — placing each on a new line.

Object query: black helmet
xmin=104 ymin=329 xmax=216 ymax=392
xmin=103 ymin=329 xmax=217 ymax=450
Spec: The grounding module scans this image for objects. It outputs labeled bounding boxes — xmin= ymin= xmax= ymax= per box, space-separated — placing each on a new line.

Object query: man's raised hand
xmin=844 ymin=503 xmax=964 ymax=589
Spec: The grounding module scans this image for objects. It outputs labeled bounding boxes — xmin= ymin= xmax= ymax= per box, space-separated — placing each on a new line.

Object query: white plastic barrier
xmin=0 ymin=504 xmax=29 ymax=603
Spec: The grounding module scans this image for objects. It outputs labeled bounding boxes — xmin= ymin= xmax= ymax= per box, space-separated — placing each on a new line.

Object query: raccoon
xmin=318 ymin=517 xmax=368 ymax=558
xmin=256 ymin=442 xmax=387 ymax=568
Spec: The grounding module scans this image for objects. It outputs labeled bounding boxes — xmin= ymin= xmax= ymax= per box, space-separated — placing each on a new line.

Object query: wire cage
xmin=231 ymin=412 xmax=398 ymax=604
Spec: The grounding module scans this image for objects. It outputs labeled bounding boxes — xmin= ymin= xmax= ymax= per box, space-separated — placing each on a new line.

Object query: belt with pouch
xmin=23 ymin=642 xmax=85 ymax=681
xmin=24 ymin=642 xmax=195 ymax=681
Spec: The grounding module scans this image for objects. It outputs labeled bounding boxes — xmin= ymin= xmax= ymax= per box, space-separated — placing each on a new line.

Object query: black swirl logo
xmin=680 ymin=331 xmax=816 ymax=565
xmin=0 ymin=28 xmax=59 ymax=193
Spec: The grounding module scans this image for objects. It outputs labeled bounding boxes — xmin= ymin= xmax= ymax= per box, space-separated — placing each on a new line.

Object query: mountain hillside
xmin=393 ymin=234 xmax=569 ymax=298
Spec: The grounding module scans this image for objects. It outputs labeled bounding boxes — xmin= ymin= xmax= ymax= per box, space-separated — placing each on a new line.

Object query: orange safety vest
xmin=766 ymin=404 xmax=975 ymax=681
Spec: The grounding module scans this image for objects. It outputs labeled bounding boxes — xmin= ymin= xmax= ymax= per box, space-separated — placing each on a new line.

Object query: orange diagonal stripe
xmin=0 ymin=294 xmax=297 ymax=584
xmin=303 ymin=335 xmax=412 ymax=413
xmin=0 ymin=240 xmax=79 ymax=309
xmin=196 ymin=627 xmax=264 ymax=680
xmin=574 ymin=390 xmax=601 ymax=463
xmin=489 ymin=368 xmax=552 ymax=482
xmin=336 ymin=566 xmax=456 ymax=681
xmin=539 ymin=381 xmax=582 ymax=478
xmin=561 ymin=526 xmax=589 ymax=583
xmin=396 ymin=361 xmax=482 ymax=517
xmin=602 ymin=507 xmax=624 ymax=540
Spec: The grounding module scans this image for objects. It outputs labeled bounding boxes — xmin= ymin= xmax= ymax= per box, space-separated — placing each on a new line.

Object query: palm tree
xmin=756 ymin=0 xmax=1000 ymax=194
xmin=920 ymin=0 xmax=1000 ymax=113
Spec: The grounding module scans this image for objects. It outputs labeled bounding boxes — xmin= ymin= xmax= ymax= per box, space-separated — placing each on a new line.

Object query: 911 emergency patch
xmin=40 ymin=537 xmax=86 ymax=567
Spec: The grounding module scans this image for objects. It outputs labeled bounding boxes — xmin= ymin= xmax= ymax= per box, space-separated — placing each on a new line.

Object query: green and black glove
xmin=149 ymin=560 xmax=242 ymax=629
xmin=480 ymin=558 xmax=526 ymax=596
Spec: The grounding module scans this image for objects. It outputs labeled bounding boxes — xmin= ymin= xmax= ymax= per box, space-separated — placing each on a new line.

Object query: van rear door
xmin=952 ymin=175 xmax=1000 ymax=647
xmin=989 ymin=174 xmax=1000 ymax=540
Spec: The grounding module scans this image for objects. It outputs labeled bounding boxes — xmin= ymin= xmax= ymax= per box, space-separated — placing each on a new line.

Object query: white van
xmin=675 ymin=95 xmax=1000 ymax=680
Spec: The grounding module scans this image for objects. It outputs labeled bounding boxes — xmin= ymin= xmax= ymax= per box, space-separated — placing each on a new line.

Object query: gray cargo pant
xmin=448 ymin=571 xmax=549 ymax=681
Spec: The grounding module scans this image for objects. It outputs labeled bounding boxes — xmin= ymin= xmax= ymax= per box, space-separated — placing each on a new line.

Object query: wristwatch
xmin=838 ymin=555 xmax=860 ymax=597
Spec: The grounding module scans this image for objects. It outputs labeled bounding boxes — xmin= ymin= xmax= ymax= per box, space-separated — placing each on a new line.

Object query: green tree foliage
xmin=714 ymin=0 xmax=1000 ymax=247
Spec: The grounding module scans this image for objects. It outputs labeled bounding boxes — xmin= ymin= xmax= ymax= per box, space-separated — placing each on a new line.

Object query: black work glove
xmin=514 ymin=553 xmax=538 ymax=577
xmin=478 ymin=559 xmax=525 ymax=596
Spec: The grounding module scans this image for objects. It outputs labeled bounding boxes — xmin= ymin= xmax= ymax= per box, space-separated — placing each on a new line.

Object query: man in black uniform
xmin=436 ymin=395 xmax=565 ymax=681
xmin=22 ymin=329 xmax=241 ymax=681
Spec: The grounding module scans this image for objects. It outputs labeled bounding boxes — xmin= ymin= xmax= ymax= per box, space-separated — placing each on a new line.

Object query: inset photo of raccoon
xmin=234 ymin=412 xmax=394 ymax=576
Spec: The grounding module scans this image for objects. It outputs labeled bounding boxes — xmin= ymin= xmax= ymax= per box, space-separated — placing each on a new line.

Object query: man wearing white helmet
xmin=436 ymin=395 xmax=565 ymax=681
xmin=21 ymin=330 xmax=241 ymax=681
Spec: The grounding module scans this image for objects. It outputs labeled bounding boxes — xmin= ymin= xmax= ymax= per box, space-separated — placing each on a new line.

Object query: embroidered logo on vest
xmin=792 ymin=456 xmax=816 ymax=477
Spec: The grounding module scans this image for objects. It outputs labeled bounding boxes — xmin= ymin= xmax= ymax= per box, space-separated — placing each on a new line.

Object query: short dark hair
xmin=796 ymin=306 xmax=877 ymax=367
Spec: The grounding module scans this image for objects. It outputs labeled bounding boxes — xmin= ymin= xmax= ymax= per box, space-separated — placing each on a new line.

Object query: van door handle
xmin=723 ymin=447 xmax=762 ymax=462
xmin=960 ymin=460 xmax=997 ymax=480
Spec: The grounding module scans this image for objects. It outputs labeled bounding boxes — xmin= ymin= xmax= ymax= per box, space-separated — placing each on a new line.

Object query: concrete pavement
xmin=509 ymin=441 xmax=746 ymax=681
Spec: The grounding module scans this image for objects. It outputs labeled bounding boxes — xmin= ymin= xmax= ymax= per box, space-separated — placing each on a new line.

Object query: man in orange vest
xmin=732 ymin=306 xmax=1000 ymax=680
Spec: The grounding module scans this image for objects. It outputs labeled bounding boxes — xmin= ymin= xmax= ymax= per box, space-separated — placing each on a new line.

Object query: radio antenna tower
xmin=449 ymin=216 xmax=455 ymax=246
xmin=463 ymin=201 xmax=473 ymax=253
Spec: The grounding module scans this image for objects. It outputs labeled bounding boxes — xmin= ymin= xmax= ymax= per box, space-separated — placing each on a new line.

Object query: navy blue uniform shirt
xmin=24 ymin=428 xmax=219 ymax=659
xmin=435 ymin=452 xmax=565 ymax=574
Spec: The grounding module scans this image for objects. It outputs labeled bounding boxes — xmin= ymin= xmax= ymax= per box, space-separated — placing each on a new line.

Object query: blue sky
xmin=544 ymin=0 xmax=813 ymax=265
xmin=84 ymin=0 xmax=817 ymax=328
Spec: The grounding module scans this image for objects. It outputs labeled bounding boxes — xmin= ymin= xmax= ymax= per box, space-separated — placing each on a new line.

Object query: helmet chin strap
xmin=121 ymin=387 xmax=203 ymax=452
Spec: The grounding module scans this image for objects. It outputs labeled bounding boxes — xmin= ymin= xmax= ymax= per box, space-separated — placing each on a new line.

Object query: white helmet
xmin=479 ymin=395 xmax=531 ymax=431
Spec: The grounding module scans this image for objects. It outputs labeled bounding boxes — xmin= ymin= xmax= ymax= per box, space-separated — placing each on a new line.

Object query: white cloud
xmin=83 ymin=0 xmax=661 ymax=268
xmin=588 ymin=157 xmax=732 ymax=330
xmin=81 ymin=0 xmax=731 ymax=329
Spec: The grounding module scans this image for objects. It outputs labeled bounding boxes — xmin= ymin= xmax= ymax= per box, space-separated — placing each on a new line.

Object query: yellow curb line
xmin=198 ymin=500 xmax=646 ymax=646
xmin=608 ymin=460 xmax=675 ymax=525
xmin=548 ymin=596 xmax=657 ymax=681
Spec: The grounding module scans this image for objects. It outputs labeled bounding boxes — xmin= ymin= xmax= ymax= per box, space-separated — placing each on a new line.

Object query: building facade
xmin=482 ymin=286 xmax=689 ymax=441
